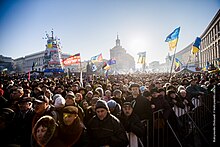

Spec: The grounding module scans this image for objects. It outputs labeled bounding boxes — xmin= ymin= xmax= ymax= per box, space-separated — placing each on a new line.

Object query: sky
xmin=0 ymin=0 xmax=219 ymax=66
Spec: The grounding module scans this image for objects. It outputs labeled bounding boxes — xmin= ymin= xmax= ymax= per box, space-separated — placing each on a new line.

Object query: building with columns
xmin=110 ymin=35 xmax=135 ymax=73
xmin=200 ymin=9 xmax=220 ymax=68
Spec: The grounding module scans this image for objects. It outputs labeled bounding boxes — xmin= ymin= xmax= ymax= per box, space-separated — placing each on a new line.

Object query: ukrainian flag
xmin=192 ymin=37 xmax=201 ymax=54
xmin=174 ymin=58 xmax=182 ymax=71
xmin=137 ymin=52 xmax=146 ymax=64
xmin=165 ymin=27 xmax=180 ymax=51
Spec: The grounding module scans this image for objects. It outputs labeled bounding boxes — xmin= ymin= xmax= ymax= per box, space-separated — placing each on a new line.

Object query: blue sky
xmin=0 ymin=0 xmax=219 ymax=65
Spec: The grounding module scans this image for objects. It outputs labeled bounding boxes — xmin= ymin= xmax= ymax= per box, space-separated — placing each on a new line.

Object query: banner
xmin=62 ymin=53 xmax=81 ymax=66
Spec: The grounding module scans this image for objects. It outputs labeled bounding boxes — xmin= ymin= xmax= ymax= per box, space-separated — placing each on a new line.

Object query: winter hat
xmin=122 ymin=101 xmax=135 ymax=108
xmin=140 ymin=86 xmax=146 ymax=93
xmin=95 ymin=99 xmax=109 ymax=111
xmin=65 ymin=91 xmax=75 ymax=99
xmin=53 ymin=94 xmax=65 ymax=108
xmin=129 ymin=83 xmax=140 ymax=89
xmin=63 ymin=106 xmax=78 ymax=114
xmin=35 ymin=95 xmax=49 ymax=104
xmin=107 ymin=100 xmax=117 ymax=109
xmin=150 ymin=87 xmax=158 ymax=94
xmin=0 ymin=108 xmax=15 ymax=122
xmin=18 ymin=97 xmax=33 ymax=103
xmin=143 ymin=90 xmax=151 ymax=97
xmin=90 ymin=97 xmax=99 ymax=105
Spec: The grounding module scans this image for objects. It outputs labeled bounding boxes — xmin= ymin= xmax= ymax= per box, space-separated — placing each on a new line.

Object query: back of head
xmin=107 ymin=100 xmax=117 ymax=109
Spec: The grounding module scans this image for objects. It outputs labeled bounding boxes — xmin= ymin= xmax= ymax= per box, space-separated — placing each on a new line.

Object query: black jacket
xmin=87 ymin=113 xmax=129 ymax=147
xmin=126 ymin=95 xmax=153 ymax=121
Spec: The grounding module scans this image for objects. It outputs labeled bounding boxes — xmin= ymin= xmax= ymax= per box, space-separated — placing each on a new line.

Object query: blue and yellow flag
xmin=174 ymin=58 xmax=182 ymax=71
xmin=192 ymin=37 xmax=201 ymax=54
xmin=137 ymin=52 xmax=146 ymax=64
xmin=165 ymin=27 xmax=180 ymax=51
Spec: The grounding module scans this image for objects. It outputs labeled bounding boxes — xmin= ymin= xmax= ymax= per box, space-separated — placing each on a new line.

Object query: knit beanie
xmin=107 ymin=100 xmax=117 ymax=109
xmin=95 ymin=99 xmax=109 ymax=111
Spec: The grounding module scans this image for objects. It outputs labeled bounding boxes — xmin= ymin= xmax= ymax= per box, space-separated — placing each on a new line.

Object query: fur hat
xmin=63 ymin=106 xmax=78 ymax=114
xmin=95 ymin=100 xmax=109 ymax=111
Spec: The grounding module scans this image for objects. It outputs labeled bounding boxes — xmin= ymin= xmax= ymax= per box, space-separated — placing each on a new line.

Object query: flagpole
xmin=79 ymin=59 xmax=83 ymax=87
xmin=169 ymin=45 xmax=178 ymax=82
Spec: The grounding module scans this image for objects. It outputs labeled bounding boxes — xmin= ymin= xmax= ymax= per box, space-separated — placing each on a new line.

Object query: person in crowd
xmin=32 ymin=115 xmax=64 ymax=147
xmin=13 ymin=97 xmax=35 ymax=147
xmin=85 ymin=91 xmax=93 ymax=105
xmin=59 ymin=106 xmax=88 ymax=146
xmin=80 ymin=99 xmax=88 ymax=109
xmin=112 ymin=89 xmax=126 ymax=106
xmin=78 ymin=87 xmax=87 ymax=99
xmin=65 ymin=91 xmax=76 ymax=106
xmin=149 ymin=88 xmax=172 ymax=120
xmin=178 ymin=89 xmax=195 ymax=111
xmin=85 ymin=84 xmax=93 ymax=92
xmin=186 ymin=78 xmax=206 ymax=99
xmin=87 ymin=99 xmax=129 ymax=147
xmin=0 ymin=108 xmax=17 ymax=146
xmin=32 ymin=87 xmax=42 ymax=98
xmin=32 ymin=94 xmax=57 ymax=127
xmin=166 ymin=89 xmax=185 ymax=109
xmin=65 ymin=91 xmax=84 ymax=122
xmin=44 ymin=89 xmax=53 ymax=103
xmin=95 ymin=87 xmax=104 ymax=98
xmin=23 ymin=88 xmax=32 ymax=97
xmin=75 ymin=92 xmax=83 ymax=105
xmin=120 ymin=101 xmax=145 ymax=147
xmin=71 ymin=83 xmax=79 ymax=94
xmin=83 ymin=97 xmax=99 ymax=127
xmin=93 ymin=90 xmax=100 ymax=98
xmin=103 ymin=90 xmax=112 ymax=102
xmin=107 ymin=99 xmax=121 ymax=118
xmin=126 ymin=83 xmax=153 ymax=121
xmin=9 ymin=86 xmax=24 ymax=111
xmin=125 ymin=83 xmax=153 ymax=146
xmin=53 ymin=94 xmax=65 ymax=110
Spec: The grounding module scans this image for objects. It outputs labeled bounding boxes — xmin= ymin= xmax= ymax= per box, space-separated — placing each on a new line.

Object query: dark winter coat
xmin=87 ymin=113 xmax=129 ymax=147
xmin=120 ymin=112 xmax=145 ymax=138
xmin=126 ymin=95 xmax=153 ymax=121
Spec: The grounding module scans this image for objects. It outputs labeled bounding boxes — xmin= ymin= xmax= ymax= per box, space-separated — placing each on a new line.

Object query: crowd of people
xmin=0 ymin=71 xmax=219 ymax=147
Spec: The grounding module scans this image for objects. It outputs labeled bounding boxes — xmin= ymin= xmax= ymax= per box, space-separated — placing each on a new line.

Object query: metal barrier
xmin=149 ymin=93 xmax=213 ymax=147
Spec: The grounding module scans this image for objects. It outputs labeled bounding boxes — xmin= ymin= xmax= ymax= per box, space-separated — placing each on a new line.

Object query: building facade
xmin=110 ymin=35 xmax=135 ymax=73
xmin=0 ymin=55 xmax=14 ymax=72
xmin=200 ymin=9 xmax=220 ymax=68
xmin=13 ymin=51 xmax=71 ymax=73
